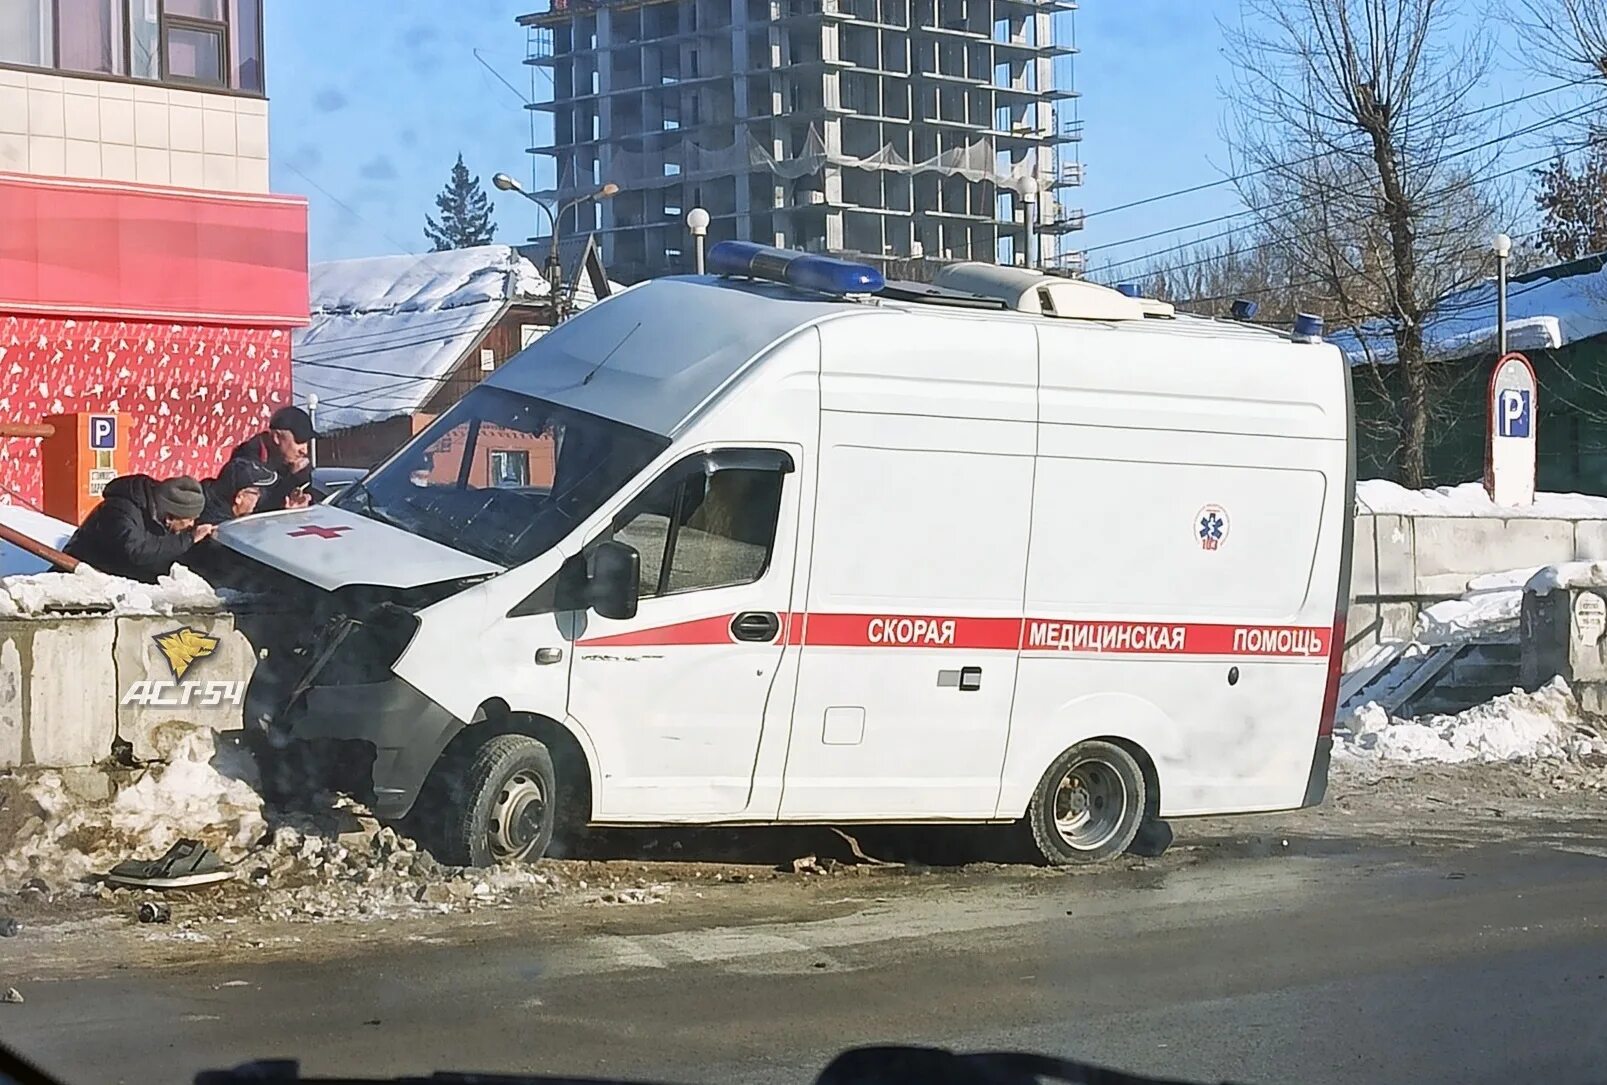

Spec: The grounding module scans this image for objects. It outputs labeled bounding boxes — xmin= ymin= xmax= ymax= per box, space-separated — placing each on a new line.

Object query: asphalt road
xmin=6 ymin=833 xmax=1607 ymax=1085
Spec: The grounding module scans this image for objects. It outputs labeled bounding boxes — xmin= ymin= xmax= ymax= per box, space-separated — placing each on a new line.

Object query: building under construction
xmin=519 ymin=0 xmax=1082 ymax=283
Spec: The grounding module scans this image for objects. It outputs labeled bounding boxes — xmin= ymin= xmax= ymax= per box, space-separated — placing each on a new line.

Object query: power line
xmin=1084 ymin=96 xmax=1605 ymax=269
xmin=1082 ymin=76 xmax=1599 ymax=222
xmin=1089 ymin=106 xmax=1603 ymax=281
xmin=1112 ymin=148 xmax=1574 ymax=295
xmin=1174 ymin=228 xmax=1546 ymax=307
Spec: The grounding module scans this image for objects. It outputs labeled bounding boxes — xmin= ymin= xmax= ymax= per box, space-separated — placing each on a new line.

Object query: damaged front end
xmin=233 ymin=567 xmax=488 ymax=819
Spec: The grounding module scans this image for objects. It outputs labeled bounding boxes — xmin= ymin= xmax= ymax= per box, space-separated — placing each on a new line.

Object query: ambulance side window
xmin=610 ymin=451 xmax=789 ymax=599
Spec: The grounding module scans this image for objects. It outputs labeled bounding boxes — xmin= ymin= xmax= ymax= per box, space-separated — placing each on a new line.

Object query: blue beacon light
xmin=706 ymin=240 xmax=885 ymax=296
xmin=1292 ymin=312 xmax=1324 ymax=342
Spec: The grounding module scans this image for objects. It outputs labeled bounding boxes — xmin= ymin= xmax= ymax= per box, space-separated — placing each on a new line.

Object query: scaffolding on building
xmin=520 ymin=0 xmax=1083 ymax=283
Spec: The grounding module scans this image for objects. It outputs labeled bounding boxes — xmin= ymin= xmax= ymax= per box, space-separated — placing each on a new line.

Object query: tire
xmin=1027 ymin=740 xmax=1147 ymax=866
xmin=431 ymin=734 xmax=557 ymax=868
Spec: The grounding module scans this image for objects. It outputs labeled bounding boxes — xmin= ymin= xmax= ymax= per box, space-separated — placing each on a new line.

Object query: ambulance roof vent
xmin=931 ymin=264 xmax=1175 ymax=321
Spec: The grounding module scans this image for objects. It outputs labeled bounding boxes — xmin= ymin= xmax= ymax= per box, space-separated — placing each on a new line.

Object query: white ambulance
xmin=222 ymin=243 xmax=1354 ymax=867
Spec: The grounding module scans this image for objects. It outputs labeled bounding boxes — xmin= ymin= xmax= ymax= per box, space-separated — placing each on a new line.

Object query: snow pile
xmin=0 ymin=504 xmax=74 ymax=577
xmin=1526 ymin=560 xmax=1607 ymax=595
xmin=4 ymin=726 xmax=267 ymax=887
xmin=0 ymin=563 xmax=222 ymax=617
xmin=1414 ymin=567 xmax=1534 ymax=643
xmin=1356 ymin=480 xmax=1607 ymax=520
xmin=2 ymin=724 xmax=665 ymax=923
xmin=1337 ymin=678 xmax=1606 ymax=769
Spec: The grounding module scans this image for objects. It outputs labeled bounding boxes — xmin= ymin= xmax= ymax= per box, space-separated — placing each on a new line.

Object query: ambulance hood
xmin=216 ymin=505 xmax=502 ymax=591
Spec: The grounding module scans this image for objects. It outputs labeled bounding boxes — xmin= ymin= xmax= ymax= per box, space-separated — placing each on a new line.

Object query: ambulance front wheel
xmin=437 ymin=733 xmax=558 ymax=867
xmin=1027 ymin=740 xmax=1147 ymax=865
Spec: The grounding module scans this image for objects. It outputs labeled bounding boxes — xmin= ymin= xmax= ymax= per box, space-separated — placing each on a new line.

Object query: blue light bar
xmin=1293 ymin=312 xmax=1324 ymax=342
xmin=707 ymin=240 xmax=885 ymax=296
xmin=1115 ymin=282 xmax=1141 ymax=298
xmin=1230 ymin=299 xmax=1258 ymax=320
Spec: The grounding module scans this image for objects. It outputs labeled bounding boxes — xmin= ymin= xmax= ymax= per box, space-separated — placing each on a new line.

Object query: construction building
xmin=519 ymin=0 xmax=1082 ymax=284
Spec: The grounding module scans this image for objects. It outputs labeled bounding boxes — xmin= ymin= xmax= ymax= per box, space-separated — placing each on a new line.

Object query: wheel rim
xmin=487 ymin=771 xmax=547 ymax=862
xmin=1052 ymin=758 xmax=1128 ymax=851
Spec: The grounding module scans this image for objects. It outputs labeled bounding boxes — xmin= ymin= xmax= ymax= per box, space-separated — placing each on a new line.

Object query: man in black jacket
xmin=228 ymin=406 xmax=315 ymax=512
xmin=64 ymin=474 xmax=215 ymax=583
xmin=200 ymin=458 xmax=279 ymax=526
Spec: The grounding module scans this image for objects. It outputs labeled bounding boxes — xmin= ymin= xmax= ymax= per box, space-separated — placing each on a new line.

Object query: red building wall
xmin=0 ymin=316 xmax=291 ymax=506
xmin=0 ymin=172 xmax=307 ymax=515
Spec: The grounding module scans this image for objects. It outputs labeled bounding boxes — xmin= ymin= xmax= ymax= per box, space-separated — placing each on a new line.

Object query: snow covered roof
xmin=1332 ymin=254 xmax=1607 ymax=366
xmin=292 ymin=246 xmax=550 ymax=434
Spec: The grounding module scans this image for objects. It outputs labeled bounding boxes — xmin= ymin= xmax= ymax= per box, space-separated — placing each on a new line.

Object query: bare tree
xmin=1224 ymin=0 xmax=1503 ymax=487
xmin=1519 ymin=0 xmax=1607 ymax=83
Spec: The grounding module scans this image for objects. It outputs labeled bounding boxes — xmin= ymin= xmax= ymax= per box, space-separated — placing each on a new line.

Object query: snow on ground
xmin=0 ymin=504 xmax=74 ymax=577
xmin=0 ymin=563 xmax=221 ymax=617
xmin=1356 ymin=480 xmax=1607 ymax=519
xmin=1337 ymin=678 xmax=1606 ymax=771
xmin=1 ymin=723 xmax=656 ymax=923
xmin=5 ymin=726 xmax=266 ymax=887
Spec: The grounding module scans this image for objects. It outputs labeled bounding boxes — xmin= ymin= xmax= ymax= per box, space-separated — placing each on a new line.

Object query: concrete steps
xmin=1341 ymin=637 xmax=1527 ymax=720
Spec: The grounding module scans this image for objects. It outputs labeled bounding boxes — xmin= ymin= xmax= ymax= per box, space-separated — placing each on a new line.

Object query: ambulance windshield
xmin=332 ymin=384 xmax=668 ymax=568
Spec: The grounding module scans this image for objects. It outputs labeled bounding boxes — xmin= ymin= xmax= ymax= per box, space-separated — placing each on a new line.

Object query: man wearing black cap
xmin=228 ymin=405 xmax=316 ymax=512
xmin=200 ymin=458 xmax=279 ymax=525
xmin=64 ymin=474 xmax=216 ymax=583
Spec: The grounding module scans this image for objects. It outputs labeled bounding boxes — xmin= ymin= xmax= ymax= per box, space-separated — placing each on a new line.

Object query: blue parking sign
xmin=1497 ymin=389 xmax=1530 ymax=438
xmin=89 ymin=414 xmax=117 ymax=450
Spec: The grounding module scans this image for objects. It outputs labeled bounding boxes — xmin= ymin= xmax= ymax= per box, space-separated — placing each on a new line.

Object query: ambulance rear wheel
xmin=1027 ymin=741 xmax=1146 ymax=865
xmin=442 ymin=734 xmax=557 ymax=868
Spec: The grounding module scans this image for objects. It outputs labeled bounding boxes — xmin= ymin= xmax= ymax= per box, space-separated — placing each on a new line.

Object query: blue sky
xmin=266 ymin=1 xmax=1560 ymax=270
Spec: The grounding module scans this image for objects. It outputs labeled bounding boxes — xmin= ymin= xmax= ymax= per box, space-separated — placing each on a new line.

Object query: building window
xmin=0 ymin=0 xmax=53 ymax=67
xmin=0 ymin=0 xmax=263 ymax=93
xmin=58 ymin=0 xmax=123 ymax=74
xmin=488 ymin=450 xmax=532 ymax=489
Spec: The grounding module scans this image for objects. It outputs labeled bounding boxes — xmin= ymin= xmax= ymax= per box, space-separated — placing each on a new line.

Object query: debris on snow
xmin=0 ymin=563 xmax=224 ymax=617
xmin=1356 ymin=480 xmax=1607 ymax=520
xmin=3 ymin=726 xmax=266 ymax=888
xmin=1337 ymin=678 xmax=1607 ymax=775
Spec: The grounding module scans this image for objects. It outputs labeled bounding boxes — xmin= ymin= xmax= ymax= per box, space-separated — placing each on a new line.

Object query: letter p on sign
xmin=89 ymin=414 xmax=117 ymax=450
xmin=1498 ymin=389 xmax=1531 ymax=438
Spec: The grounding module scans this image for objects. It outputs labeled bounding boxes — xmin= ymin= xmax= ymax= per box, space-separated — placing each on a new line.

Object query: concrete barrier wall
xmin=5 ymin=509 xmax=1607 ymax=768
xmin=0 ymin=612 xmax=254 ymax=770
xmin=1347 ymin=511 xmax=1607 ymax=667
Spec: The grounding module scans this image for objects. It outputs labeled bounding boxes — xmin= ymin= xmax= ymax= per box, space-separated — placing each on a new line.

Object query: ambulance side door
xmin=566 ymin=446 xmax=803 ymax=819
xmin=778 ymin=313 xmax=1037 ymax=820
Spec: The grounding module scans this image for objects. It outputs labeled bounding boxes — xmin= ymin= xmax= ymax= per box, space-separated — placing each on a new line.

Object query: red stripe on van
xmin=578 ymin=612 xmax=1332 ymax=658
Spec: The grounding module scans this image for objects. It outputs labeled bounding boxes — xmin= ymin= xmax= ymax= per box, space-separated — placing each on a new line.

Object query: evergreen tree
xmin=1534 ymin=135 xmax=1607 ymax=263
xmin=424 ymin=153 xmax=497 ymax=251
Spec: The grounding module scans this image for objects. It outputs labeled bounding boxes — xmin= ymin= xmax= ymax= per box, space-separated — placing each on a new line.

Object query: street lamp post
xmin=1019 ymin=177 xmax=1039 ymax=270
xmin=1493 ymin=232 xmax=1513 ymax=356
xmin=686 ymin=207 xmax=710 ymax=274
xmin=492 ymin=172 xmax=619 ymax=322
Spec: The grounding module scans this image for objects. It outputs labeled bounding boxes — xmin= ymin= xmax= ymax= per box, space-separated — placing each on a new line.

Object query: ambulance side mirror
xmin=587 ymin=540 xmax=640 ymax=621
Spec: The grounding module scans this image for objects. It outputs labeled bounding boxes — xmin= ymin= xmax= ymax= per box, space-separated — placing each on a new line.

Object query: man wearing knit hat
xmin=228 ymin=405 xmax=316 ymax=512
xmin=64 ymin=474 xmax=216 ymax=583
